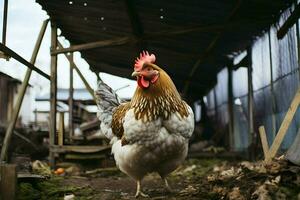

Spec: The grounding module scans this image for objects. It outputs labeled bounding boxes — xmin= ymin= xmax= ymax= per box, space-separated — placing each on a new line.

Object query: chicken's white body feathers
xmin=112 ymin=105 xmax=194 ymax=180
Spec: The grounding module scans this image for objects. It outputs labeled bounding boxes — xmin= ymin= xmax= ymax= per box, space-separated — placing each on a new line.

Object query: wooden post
xmin=58 ymin=112 xmax=64 ymax=146
xmin=258 ymin=126 xmax=270 ymax=160
xmin=2 ymin=0 xmax=8 ymax=45
xmin=69 ymin=53 xmax=74 ymax=140
xmin=57 ymin=41 xmax=96 ymax=103
xmin=227 ymin=62 xmax=234 ymax=151
xmin=0 ymin=164 xmax=17 ymax=200
xmin=268 ymin=31 xmax=277 ymax=140
xmin=49 ymin=21 xmax=57 ymax=168
xmin=0 ymin=19 xmax=49 ymax=162
xmin=266 ymin=89 xmax=300 ymax=162
xmin=247 ymin=47 xmax=255 ymax=159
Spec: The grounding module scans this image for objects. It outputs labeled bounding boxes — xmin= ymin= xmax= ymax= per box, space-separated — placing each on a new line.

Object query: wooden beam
xmin=258 ymin=126 xmax=270 ymax=160
xmin=50 ymin=18 xmax=271 ymax=55
xmin=268 ymin=31 xmax=277 ymax=139
xmin=277 ymin=3 xmax=300 ymax=39
xmin=182 ymin=0 xmax=242 ymax=95
xmin=69 ymin=53 xmax=74 ymax=140
xmin=247 ymin=47 xmax=255 ymax=160
xmin=124 ymin=0 xmax=146 ymax=51
xmin=124 ymin=0 xmax=143 ymax=37
xmin=52 ymin=37 xmax=135 ymax=55
xmin=49 ymin=21 xmax=58 ymax=168
xmin=266 ymin=89 xmax=300 ymax=162
xmin=0 ymin=19 xmax=49 ymax=162
xmin=2 ymin=0 xmax=8 ymax=45
xmin=50 ymin=145 xmax=111 ymax=154
xmin=227 ymin=62 xmax=234 ymax=150
xmin=0 ymin=164 xmax=17 ymax=200
xmin=0 ymin=43 xmax=50 ymax=80
xmin=58 ymin=112 xmax=64 ymax=146
xmin=57 ymin=41 xmax=96 ymax=103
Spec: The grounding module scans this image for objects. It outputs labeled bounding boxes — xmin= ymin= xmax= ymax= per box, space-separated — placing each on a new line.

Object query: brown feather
xmin=131 ymin=63 xmax=189 ymax=122
xmin=111 ymin=102 xmax=131 ymax=138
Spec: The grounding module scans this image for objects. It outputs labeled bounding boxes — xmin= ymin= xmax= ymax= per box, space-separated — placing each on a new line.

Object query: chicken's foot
xmin=135 ymin=180 xmax=149 ymax=198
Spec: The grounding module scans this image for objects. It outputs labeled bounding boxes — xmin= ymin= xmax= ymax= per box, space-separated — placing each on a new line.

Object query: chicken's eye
xmin=147 ymin=68 xmax=152 ymax=71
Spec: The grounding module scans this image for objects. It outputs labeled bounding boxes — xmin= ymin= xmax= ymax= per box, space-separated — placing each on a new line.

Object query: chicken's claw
xmin=135 ymin=180 xmax=149 ymax=198
xmin=135 ymin=191 xmax=149 ymax=198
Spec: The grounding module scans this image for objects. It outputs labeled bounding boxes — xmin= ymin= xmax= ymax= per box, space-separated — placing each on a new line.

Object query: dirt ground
xmin=17 ymin=158 xmax=300 ymax=200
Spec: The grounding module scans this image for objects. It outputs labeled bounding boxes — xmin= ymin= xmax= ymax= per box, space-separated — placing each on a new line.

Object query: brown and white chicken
xmin=95 ymin=51 xmax=194 ymax=197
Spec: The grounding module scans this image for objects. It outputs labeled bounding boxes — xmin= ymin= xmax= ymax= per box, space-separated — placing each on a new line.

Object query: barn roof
xmin=36 ymin=0 xmax=293 ymax=98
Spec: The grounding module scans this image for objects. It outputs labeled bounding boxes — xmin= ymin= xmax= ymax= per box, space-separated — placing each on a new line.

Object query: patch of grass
xmin=18 ymin=176 xmax=95 ymax=200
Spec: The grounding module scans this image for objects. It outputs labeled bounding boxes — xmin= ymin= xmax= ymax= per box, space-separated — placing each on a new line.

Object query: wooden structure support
xmin=0 ymin=164 xmax=17 ymax=200
xmin=268 ymin=31 xmax=277 ymax=139
xmin=50 ymin=145 xmax=111 ymax=154
xmin=49 ymin=21 xmax=58 ymax=168
xmin=57 ymin=41 xmax=96 ymax=102
xmin=259 ymin=89 xmax=300 ymax=162
xmin=247 ymin=47 xmax=255 ymax=159
xmin=227 ymin=61 xmax=234 ymax=150
xmin=258 ymin=126 xmax=270 ymax=160
xmin=50 ymin=18 xmax=269 ymax=56
xmin=2 ymin=0 xmax=8 ymax=45
xmin=58 ymin=112 xmax=65 ymax=146
xmin=0 ymin=43 xmax=50 ymax=80
xmin=69 ymin=53 xmax=74 ymax=140
xmin=0 ymin=19 xmax=49 ymax=162
xmin=277 ymin=3 xmax=300 ymax=39
xmin=182 ymin=0 xmax=242 ymax=95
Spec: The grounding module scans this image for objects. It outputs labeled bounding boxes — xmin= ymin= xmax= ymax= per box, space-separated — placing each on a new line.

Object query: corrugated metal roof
xmin=36 ymin=0 xmax=293 ymax=98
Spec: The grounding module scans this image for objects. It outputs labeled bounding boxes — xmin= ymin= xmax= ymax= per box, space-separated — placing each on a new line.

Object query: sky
xmin=0 ymin=0 xmax=136 ymax=99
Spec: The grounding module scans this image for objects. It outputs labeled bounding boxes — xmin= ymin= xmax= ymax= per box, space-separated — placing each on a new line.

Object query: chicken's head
xmin=132 ymin=51 xmax=160 ymax=89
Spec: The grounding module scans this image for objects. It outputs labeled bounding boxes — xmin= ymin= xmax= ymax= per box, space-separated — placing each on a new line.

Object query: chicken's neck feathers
xmin=131 ymin=70 xmax=188 ymax=122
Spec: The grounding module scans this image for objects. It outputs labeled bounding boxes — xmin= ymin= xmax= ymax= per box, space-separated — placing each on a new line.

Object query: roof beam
xmin=124 ymin=0 xmax=144 ymax=37
xmin=183 ymin=0 xmax=242 ymax=95
xmin=277 ymin=3 xmax=300 ymax=39
xmin=124 ymin=0 xmax=146 ymax=51
xmin=51 ymin=18 xmax=272 ymax=55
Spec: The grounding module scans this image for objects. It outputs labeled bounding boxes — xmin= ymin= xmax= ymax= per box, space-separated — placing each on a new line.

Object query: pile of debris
xmin=177 ymin=158 xmax=300 ymax=199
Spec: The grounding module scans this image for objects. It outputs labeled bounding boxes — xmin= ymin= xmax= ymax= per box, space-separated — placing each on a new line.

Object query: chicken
xmin=95 ymin=51 xmax=194 ymax=197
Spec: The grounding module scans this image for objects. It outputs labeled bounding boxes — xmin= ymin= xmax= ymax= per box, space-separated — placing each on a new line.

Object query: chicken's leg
xmin=163 ymin=178 xmax=173 ymax=193
xmin=135 ymin=180 xmax=149 ymax=198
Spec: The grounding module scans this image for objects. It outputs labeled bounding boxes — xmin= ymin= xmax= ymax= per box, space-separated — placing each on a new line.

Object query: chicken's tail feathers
xmin=94 ymin=79 xmax=122 ymax=140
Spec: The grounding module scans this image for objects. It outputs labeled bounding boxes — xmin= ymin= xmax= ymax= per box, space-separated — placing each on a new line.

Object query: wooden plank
xmin=268 ymin=31 xmax=277 ymax=140
xmin=68 ymin=53 xmax=74 ymax=140
xmin=277 ymin=3 xmax=300 ymax=39
xmin=49 ymin=21 xmax=58 ymax=168
xmin=0 ymin=164 xmax=17 ymax=200
xmin=266 ymin=89 xmax=300 ymax=162
xmin=50 ymin=145 xmax=111 ymax=154
xmin=58 ymin=112 xmax=64 ymax=146
xmin=65 ymin=153 xmax=106 ymax=160
xmin=228 ymin=63 xmax=234 ymax=150
xmin=258 ymin=126 xmax=270 ymax=160
xmin=247 ymin=47 xmax=255 ymax=159
xmin=0 ymin=43 xmax=50 ymax=80
xmin=2 ymin=0 xmax=8 ymax=45
xmin=52 ymin=37 xmax=135 ymax=55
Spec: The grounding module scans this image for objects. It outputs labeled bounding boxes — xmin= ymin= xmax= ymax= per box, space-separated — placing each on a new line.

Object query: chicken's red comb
xmin=134 ymin=51 xmax=156 ymax=71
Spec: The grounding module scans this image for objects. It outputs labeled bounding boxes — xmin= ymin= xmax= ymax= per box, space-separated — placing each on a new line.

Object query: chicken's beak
xmin=131 ymin=71 xmax=140 ymax=77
